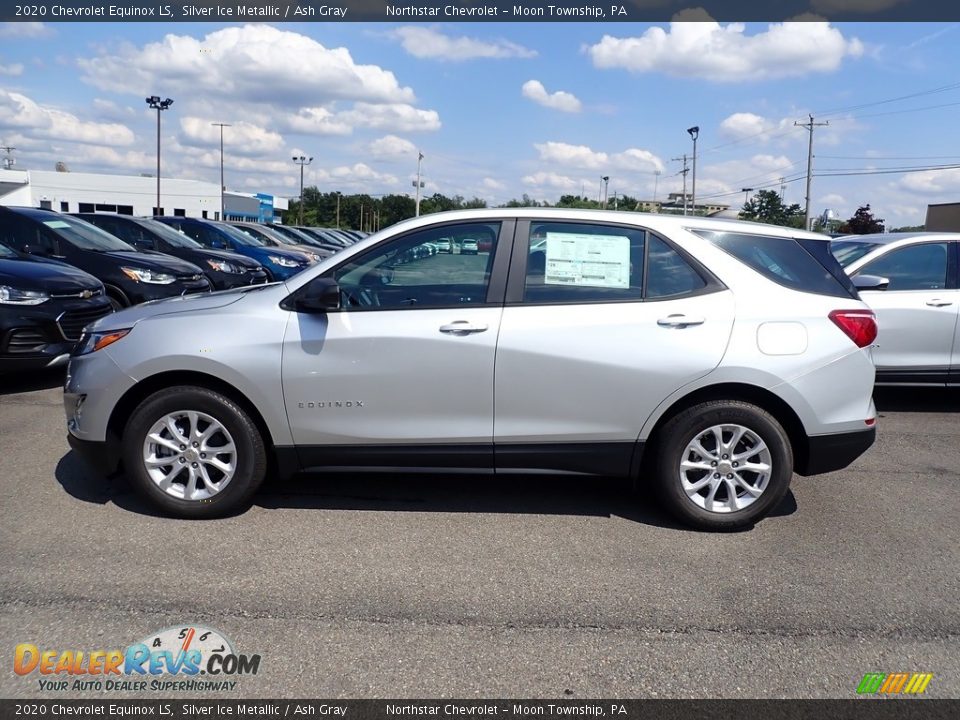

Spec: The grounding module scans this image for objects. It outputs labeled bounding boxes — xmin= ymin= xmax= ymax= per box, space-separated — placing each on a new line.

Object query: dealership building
xmin=0 ymin=167 xmax=288 ymax=223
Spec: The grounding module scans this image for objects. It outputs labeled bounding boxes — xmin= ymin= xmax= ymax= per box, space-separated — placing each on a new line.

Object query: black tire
xmin=122 ymin=386 xmax=268 ymax=519
xmin=107 ymin=295 xmax=125 ymax=312
xmin=652 ymin=400 xmax=793 ymax=531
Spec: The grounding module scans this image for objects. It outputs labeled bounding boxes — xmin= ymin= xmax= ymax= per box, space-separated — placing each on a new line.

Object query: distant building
xmin=925 ymin=202 xmax=960 ymax=231
xmin=634 ymin=193 xmax=729 ymax=216
xmin=0 ymin=168 xmax=287 ymax=222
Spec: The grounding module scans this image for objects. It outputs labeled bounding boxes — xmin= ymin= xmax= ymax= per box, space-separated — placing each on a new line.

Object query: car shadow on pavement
xmin=874 ymin=387 xmax=960 ymax=413
xmin=54 ymin=450 xmax=797 ymax=531
xmin=0 ymin=367 xmax=65 ymax=395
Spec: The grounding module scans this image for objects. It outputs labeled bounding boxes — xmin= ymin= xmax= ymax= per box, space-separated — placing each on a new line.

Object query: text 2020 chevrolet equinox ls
xmin=64 ymin=209 xmax=877 ymax=530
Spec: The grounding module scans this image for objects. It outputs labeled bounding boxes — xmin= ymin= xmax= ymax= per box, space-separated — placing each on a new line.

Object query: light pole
xmin=653 ymin=169 xmax=661 ymax=204
xmin=145 ymin=96 xmax=173 ymax=215
xmin=687 ymin=126 xmax=699 ymax=215
xmin=211 ymin=122 xmax=231 ymax=221
xmin=414 ymin=151 xmax=424 ymax=216
xmin=335 ymin=191 xmax=341 ymax=229
xmin=599 ymin=175 xmax=609 ymax=207
xmin=292 ymin=155 xmax=312 ymax=226
xmin=742 ymin=187 xmax=753 ymax=208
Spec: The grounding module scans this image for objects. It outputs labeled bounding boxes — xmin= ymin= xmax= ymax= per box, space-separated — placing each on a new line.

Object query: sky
xmin=0 ymin=19 xmax=959 ymax=227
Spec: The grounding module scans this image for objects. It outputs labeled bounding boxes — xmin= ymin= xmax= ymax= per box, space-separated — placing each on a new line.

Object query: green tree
xmin=838 ymin=205 xmax=885 ymax=235
xmin=740 ymin=190 xmax=805 ymax=228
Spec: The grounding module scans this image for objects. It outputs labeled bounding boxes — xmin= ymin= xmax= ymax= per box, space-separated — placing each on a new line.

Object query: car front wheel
xmin=653 ymin=400 xmax=793 ymax=530
xmin=121 ymin=386 xmax=267 ymax=518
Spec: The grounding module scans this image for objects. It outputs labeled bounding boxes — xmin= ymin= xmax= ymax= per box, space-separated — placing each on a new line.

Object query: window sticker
xmin=544 ymin=232 xmax=631 ymax=289
xmin=43 ymin=220 xmax=71 ymax=229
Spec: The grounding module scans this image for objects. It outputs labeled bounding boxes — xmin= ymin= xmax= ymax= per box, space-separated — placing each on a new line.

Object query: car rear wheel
xmin=121 ymin=386 xmax=267 ymax=519
xmin=653 ymin=400 xmax=793 ymax=530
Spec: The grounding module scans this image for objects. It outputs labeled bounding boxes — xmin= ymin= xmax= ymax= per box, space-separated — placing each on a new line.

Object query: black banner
xmin=2 ymin=700 xmax=960 ymax=720
xmin=3 ymin=1 xmax=960 ymax=23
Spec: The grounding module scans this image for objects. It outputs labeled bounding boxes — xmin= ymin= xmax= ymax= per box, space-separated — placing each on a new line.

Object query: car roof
xmin=832 ymin=232 xmax=960 ymax=244
xmin=372 ymin=207 xmax=830 ymax=242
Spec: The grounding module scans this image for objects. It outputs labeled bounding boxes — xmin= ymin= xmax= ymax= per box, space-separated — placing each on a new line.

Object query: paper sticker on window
xmin=42 ymin=220 xmax=71 ymax=229
xmin=544 ymin=232 xmax=630 ymax=289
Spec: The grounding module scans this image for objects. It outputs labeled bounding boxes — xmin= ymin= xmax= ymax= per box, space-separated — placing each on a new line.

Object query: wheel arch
xmin=103 ymin=284 xmax=130 ymax=308
xmin=105 ymin=370 xmax=288 ymax=477
xmin=637 ymin=382 xmax=809 ymax=483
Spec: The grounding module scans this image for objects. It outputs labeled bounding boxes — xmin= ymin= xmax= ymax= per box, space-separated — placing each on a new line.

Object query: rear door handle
xmin=439 ymin=321 xmax=489 ymax=335
xmin=925 ymin=299 xmax=953 ymax=307
xmin=657 ymin=314 xmax=705 ymax=328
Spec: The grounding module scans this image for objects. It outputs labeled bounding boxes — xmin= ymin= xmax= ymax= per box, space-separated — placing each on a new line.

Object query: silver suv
xmin=64 ymin=209 xmax=878 ymax=530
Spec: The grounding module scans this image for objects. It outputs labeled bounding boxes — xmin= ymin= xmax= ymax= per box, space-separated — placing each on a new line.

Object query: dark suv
xmin=0 ymin=241 xmax=112 ymax=372
xmin=74 ymin=214 xmax=268 ymax=291
xmin=0 ymin=207 xmax=210 ymax=310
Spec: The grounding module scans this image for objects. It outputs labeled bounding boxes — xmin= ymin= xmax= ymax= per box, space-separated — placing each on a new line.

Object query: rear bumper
xmin=796 ymin=427 xmax=876 ymax=476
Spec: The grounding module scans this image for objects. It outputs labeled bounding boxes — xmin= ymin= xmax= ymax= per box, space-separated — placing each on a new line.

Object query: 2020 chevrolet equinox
xmin=64 ymin=209 xmax=878 ymax=530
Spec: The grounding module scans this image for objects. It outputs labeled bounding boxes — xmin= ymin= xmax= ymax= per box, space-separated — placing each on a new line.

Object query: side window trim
xmin=506 ymin=220 xmax=723 ymax=306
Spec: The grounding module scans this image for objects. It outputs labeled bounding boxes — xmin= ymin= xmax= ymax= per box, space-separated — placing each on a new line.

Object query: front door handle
xmin=657 ymin=314 xmax=705 ymax=328
xmin=925 ymin=299 xmax=953 ymax=307
xmin=439 ymin=321 xmax=489 ymax=335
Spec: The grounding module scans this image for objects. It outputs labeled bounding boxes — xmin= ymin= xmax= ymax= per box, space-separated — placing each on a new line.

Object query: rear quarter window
xmin=692 ymin=229 xmax=858 ymax=299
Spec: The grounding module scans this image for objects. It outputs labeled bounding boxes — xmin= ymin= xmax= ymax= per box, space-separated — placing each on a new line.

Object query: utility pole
xmin=795 ymin=114 xmax=828 ymax=231
xmin=292 ymin=155 xmax=312 ymax=226
xmin=211 ymin=122 xmax=231 ymax=221
xmin=1 ymin=145 xmax=15 ymax=170
xmin=672 ymin=155 xmax=689 ymax=215
xmin=414 ymin=151 xmax=424 ymax=217
xmin=779 ymin=177 xmax=786 ymax=202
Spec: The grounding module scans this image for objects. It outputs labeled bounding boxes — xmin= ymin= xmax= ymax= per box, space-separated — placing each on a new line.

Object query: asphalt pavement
xmin=1 ymin=370 xmax=958 ymax=699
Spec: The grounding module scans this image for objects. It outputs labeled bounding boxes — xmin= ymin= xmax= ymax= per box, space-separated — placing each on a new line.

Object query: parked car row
xmin=0 ymin=205 xmax=365 ymax=372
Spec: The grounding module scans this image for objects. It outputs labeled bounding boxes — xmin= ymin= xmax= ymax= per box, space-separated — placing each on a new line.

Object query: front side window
xmin=333 ymin=222 xmax=501 ymax=310
xmin=858 ymin=243 xmax=949 ymax=291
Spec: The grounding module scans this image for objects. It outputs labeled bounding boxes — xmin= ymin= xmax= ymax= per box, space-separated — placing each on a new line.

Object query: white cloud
xmin=0 ymin=22 xmax=52 ymax=38
xmin=390 ymin=27 xmax=536 ymax=61
xmin=899 ymin=168 xmax=960 ymax=194
xmin=534 ymin=141 xmax=664 ymax=173
xmin=79 ymin=25 xmax=417 ymax=105
xmin=368 ymin=135 xmax=417 ymax=159
xmin=521 ymin=171 xmax=580 ymax=192
xmin=0 ymin=90 xmax=135 ymax=146
xmin=521 ymin=80 xmax=582 ymax=113
xmin=586 ymin=22 xmax=863 ymax=82
xmin=336 ymin=103 xmax=441 ymax=133
xmin=819 ymin=193 xmax=847 ymax=207
xmin=719 ymin=112 xmax=781 ymax=140
xmin=179 ymin=117 xmax=284 ymax=156
xmin=482 ymin=177 xmax=505 ymax=190
xmin=0 ymin=63 xmax=23 ymax=76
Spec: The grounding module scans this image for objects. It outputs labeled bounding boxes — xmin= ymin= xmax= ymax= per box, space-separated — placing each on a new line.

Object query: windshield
xmin=42 ymin=216 xmax=135 ymax=252
xmin=213 ymin=222 xmax=266 ymax=247
xmin=137 ymin=219 xmax=204 ymax=249
xmin=232 ymin=224 xmax=283 ymax=246
xmin=831 ymin=240 xmax=883 ymax=267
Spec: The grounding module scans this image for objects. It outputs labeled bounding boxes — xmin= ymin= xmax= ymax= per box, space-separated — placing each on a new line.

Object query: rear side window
xmin=693 ymin=230 xmax=857 ymax=299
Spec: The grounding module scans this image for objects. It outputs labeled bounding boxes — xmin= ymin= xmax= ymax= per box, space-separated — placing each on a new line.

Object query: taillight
xmin=828 ymin=309 xmax=877 ymax=348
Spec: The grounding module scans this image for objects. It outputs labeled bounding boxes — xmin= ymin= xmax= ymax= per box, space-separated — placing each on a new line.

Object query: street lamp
xmin=742 ymin=187 xmax=754 ymax=207
xmin=687 ymin=126 xmax=699 ymax=215
xmin=211 ymin=122 xmax=231 ymax=221
xmin=599 ymin=175 xmax=609 ymax=207
xmin=292 ymin=155 xmax=312 ymax=226
xmin=414 ymin=151 xmax=424 ymax=217
xmin=145 ymin=96 xmax=173 ymax=215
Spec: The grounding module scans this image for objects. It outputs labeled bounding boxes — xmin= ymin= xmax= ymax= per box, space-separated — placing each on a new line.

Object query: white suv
xmin=64 ymin=209 xmax=877 ymax=530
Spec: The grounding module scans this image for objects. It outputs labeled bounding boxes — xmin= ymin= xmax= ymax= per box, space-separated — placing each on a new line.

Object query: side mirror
xmin=852 ymin=274 xmax=890 ymax=291
xmin=290 ymin=277 xmax=340 ymax=313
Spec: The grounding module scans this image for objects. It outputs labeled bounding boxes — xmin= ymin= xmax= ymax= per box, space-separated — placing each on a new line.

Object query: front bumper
xmin=210 ymin=269 xmax=269 ymax=290
xmin=796 ymin=427 xmax=876 ymax=476
xmin=0 ymin=297 xmax=112 ymax=372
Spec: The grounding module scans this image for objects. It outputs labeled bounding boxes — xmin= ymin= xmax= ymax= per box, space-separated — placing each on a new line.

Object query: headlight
xmin=206 ymin=259 xmax=242 ymax=273
xmin=74 ymin=328 xmax=131 ymax=356
xmin=0 ymin=285 xmax=49 ymax=305
xmin=268 ymin=255 xmax=300 ymax=268
xmin=306 ymin=252 xmax=320 ymax=263
xmin=121 ymin=267 xmax=176 ymax=284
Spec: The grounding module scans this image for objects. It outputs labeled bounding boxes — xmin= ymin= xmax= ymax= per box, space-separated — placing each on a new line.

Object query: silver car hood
xmin=87 ymin=286 xmax=272 ymax=332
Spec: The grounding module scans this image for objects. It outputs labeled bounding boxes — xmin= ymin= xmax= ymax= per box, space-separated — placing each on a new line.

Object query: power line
xmin=816 ymin=80 xmax=960 ymax=117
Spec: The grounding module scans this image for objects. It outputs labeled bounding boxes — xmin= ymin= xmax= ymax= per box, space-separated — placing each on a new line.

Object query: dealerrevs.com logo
xmin=14 ymin=626 xmax=261 ymax=692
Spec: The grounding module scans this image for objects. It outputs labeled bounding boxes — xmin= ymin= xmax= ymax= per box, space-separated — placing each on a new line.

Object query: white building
xmin=0 ymin=168 xmax=287 ymax=222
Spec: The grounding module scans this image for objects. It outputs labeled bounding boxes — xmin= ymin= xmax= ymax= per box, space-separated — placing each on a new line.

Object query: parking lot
xmin=1 ymin=371 xmax=958 ymax=699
